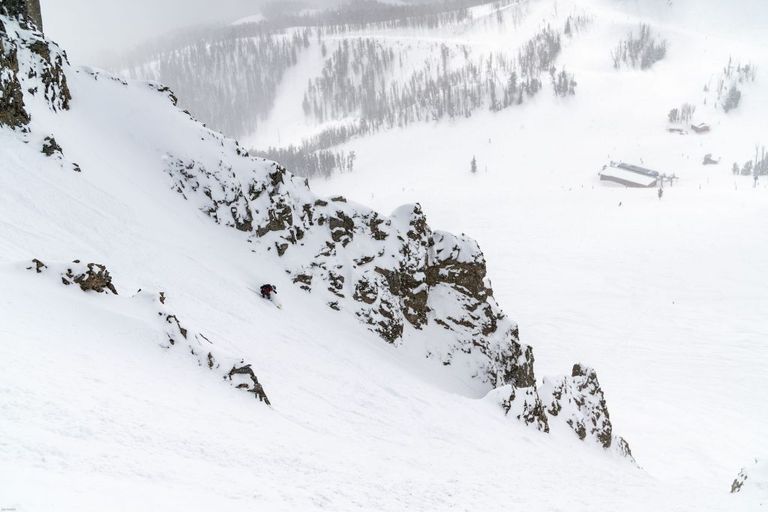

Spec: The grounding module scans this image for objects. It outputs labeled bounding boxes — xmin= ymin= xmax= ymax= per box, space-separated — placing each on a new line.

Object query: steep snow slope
xmin=1 ymin=4 xmax=765 ymax=512
xmin=296 ymin=0 xmax=768 ymax=505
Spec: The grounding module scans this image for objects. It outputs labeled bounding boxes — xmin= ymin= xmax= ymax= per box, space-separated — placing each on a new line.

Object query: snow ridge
xmin=1 ymin=9 xmax=628 ymax=453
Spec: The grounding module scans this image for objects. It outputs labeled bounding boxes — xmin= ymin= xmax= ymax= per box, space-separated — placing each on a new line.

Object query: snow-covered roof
xmin=599 ymin=167 xmax=658 ymax=187
xmin=615 ymin=163 xmax=660 ymax=177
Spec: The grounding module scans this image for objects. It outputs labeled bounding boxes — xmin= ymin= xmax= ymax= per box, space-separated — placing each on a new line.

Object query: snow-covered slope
xmin=1 ymin=2 xmax=765 ymax=511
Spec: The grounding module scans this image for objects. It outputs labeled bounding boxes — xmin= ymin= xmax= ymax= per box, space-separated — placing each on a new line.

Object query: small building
xmin=691 ymin=123 xmax=711 ymax=134
xmin=598 ymin=162 xmax=659 ymax=188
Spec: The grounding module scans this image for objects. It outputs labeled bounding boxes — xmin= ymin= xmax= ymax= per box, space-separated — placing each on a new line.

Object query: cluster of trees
xmin=564 ymin=14 xmax=591 ymax=37
xmin=667 ymin=103 xmax=696 ymax=124
xmin=732 ymin=147 xmax=768 ymax=177
xmin=704 ymin=58 xmax=756 ymax=113
xmin=255 ymin=145 xmax=356 ymax=179
xmin=550 ymin=68 xmax=577 ymax=96
xmin=123 ymin=30 xmax=312 ymax=137
xmin=303 ymin=26 xmax=567 ymax=129
xmin=254 ymin=122 xmax=376 ymax=178
xmin=611 ymin=24 xmax=667 ymax=70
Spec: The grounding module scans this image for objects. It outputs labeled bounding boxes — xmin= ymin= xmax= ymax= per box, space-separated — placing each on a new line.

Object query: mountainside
xmin=2 ymin=1 xmax=766 ymax=510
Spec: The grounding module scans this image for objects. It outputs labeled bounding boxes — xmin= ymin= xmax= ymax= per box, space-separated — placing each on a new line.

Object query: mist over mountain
xmin=2 ymin=0 xmax=767 ymax=510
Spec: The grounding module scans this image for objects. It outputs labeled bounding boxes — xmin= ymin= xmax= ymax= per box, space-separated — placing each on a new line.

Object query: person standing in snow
xmin=260 ymin=284 xmax=277 ymax=300
xmin=658 ymin=187 xmax=664 ymax=200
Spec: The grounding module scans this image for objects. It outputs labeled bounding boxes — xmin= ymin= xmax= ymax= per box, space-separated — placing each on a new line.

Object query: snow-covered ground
xmin=297 ymin=0 xmax=768 ymax=504
xmin=2 ymin=0 xmax=767 ymax=510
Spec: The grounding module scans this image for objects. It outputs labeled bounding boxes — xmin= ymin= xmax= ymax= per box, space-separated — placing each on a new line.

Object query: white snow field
xmin=1 ymin=1 xmax=766 ymax=511
xmin=305 ymin=0 xmax=768 ymax=507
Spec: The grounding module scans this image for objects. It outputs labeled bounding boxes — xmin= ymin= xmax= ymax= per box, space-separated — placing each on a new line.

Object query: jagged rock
xmin=0 ymin=13 xmax=69 ymax=128
xmin=292 ymin=272 xmax=312 ymax=291
xmin=162 ymin=153 xmax=546 ymax=426
xmin=25 ymin=259 xmax=117 ymax=294
xmin=27 ymin=259 xmax=117 ymax=294
xmin=164 ymin=314 xmax=188 ymax=345
xmin=501 ymin=385 xmax=550 ymax=431
xmin=146 ymin=81 xmax=178 ymax=106
xmin=63 ymin=262 xmax=118 ymax=295
xmin=0 ymin=29 xmax=29 ymax=128
xmin=26 ymin=38 xmax=70 ymax=112
xmin=41 ymin=135 xmax=62 ymax=157
xmin=158 ymin=94 xmax=622 ymax=440
xmin=329 ymin=211 xmax=355 ymax=246
xmin=732 ymin=469 xmax=748 ymax=493
xmin=327 ymin=271 xmax=345 ymax=298
xmin=163 ymin=157 xmax=255 ymax=232
xmin=540 ymin=364 xmax=632 ymax=457
xmin=153 ymin=291 xmax=271 ymax=406
xmin=730 ymin=458 xmax=767 ymax=497
xmin=227 ymin=364 xmax=271 ymax=405
xmin=1 ymin=0 xmax=42 ymax=31
xmin=26 ymin=258 xmax=46 ymax=273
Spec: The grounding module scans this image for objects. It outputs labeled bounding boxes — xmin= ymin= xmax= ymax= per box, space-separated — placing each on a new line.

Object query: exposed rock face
xmin=0 ymin=26 xmax=29 ymax=128
xmin=4 ymin=19 xmax=627 ymax=447
xmin=227 ymin=364 xmax=271 ymax=405
xmin=27 ymin=38 xmax=71 ymax=111
xmin=27 ymin=259 xmax=119 ymax=295
xmin=540 ymin=364 xmax=633 ymax=458
xmin=0 ymin=13 xmax=70 ymax=130
xmin=156 ymin=293 xmax=271 ymax=405
xmin=25 ymin=0 xmax=42 ymax=32
xmin=1 ymin=1 xmax=42 ymax=31
xmin=41 ymin=135 xmax=62 ymax=156
xmin=732 ymin=467 xmax=749 ymax=493
xmin=730 ymin=458 xmax=766 ymax=496
xmin=160 ymin=151 xmax=630 ymax=444
xmin=162 ymin=154 xmax=553 ymax=428
xmin=25 ymin=260 xmax=271 ymax=406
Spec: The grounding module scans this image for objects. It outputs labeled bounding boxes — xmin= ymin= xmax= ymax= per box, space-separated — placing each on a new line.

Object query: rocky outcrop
xmin=41 ymin=135 xmax=62 ymax=156
xmin=0 ymin=13 xmax=70 ymax=130
xmin=160 ymin=151 xmax=631 ymax=445
xmin=4 ymin=18 xmax=627 ymax=448
xmin=732 ymin=467 xmax=749 ymax=493
xmin=25 ymin=259 xmax=271 ymax=406
xmin=162 ymin=154 xmax=555 ymax=429
xmin=540 ymin=364 xmax=633 ymax=458
xmin=27 ymin=259 xmax=119 ymax=295
xmin=0 ymin=0 xmax=42 ymax=31
xmin=155 ymin=292 xmax=271 ymax=405
xmin=730 ymin=458 xmax=767 ymax=496
xmin=227 ymin=364 xmax=271 ymax=405
xmin=0 ymin=24 xmax=29 ymax=128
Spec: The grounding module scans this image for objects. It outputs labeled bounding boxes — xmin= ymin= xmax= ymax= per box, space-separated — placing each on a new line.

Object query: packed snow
xmin=1 ymin=0 xmax=767 ymax=510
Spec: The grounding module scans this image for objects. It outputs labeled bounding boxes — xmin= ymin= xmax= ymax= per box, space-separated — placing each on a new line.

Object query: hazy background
xmin=40 ymin=0 xmax=444 ymax=66
xmin=40 ymin=0 xmax=381 ymax=65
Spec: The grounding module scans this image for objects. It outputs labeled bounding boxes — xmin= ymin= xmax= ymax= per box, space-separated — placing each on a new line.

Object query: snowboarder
xmin=260 ymin=284 xmax=277 ymax=300
xmin=658 ymin=187 xmax=664 ymax=200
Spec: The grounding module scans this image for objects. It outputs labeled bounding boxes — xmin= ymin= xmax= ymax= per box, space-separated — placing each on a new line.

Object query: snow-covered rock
xmin=163 ymin=151 xmax=554 ymax=427
xmin=541 ymin=364 xmax=633 ymax=457
xmin=0 ymin=8 xmax=625 ymax=446
xmin=731 ymin=458 xmax=768 ymax=498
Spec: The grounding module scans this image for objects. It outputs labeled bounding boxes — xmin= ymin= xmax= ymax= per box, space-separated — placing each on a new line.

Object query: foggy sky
xmin=40 ymin=0 xmax=267 ymax=65
xmin=39 ymin=0 xmax=443 ymax=66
